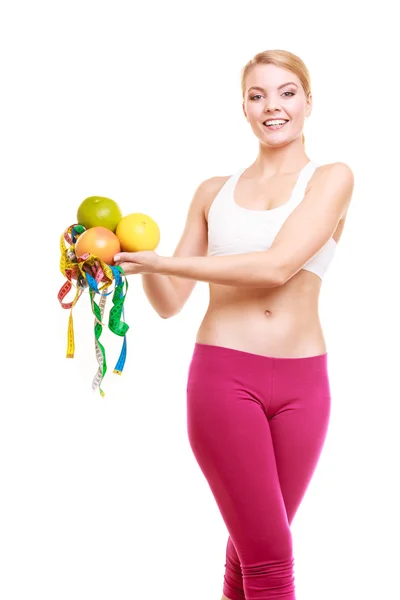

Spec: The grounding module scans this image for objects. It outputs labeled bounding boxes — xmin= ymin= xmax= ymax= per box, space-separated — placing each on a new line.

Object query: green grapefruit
xmin=77 ymin=196 xmax=122 ymax=232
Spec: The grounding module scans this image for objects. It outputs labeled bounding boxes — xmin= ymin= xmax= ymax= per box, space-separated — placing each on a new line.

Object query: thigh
xmin=186 ymin=346 xmax=292 ymax=563
xmin=268 ymin=357 xmax=332 ymax=524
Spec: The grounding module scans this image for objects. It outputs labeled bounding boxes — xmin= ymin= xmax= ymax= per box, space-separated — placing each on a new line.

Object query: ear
xmin=306 ymin=92 xmax=312 ymax=118
xmin=242 ymin=103 xmax=248 ymax=121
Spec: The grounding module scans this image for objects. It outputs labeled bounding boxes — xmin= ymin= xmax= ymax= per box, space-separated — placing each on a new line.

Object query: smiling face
xmin=242 ymin=63 xmax=312 ymax=146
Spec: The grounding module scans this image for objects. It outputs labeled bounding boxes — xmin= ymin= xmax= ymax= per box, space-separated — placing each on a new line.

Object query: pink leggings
xmin=186 ymin=342 xmax=331 ymax=600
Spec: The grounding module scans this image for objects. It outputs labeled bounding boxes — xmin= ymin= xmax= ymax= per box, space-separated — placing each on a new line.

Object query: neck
xmin=253 ymin=138 xmax=309 ymax=177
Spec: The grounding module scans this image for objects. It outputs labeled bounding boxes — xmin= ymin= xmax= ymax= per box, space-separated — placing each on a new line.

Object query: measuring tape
xmin=58 ymin=224 xmax=129 ymax=396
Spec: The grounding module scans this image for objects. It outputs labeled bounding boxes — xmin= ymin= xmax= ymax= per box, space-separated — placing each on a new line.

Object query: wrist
xmin=155 ymin=255 xmax=170 ymax=275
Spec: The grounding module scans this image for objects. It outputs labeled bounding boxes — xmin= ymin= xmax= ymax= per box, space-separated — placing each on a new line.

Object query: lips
xmin=263 ymin=120 xmax=289 ymax=130
xmin=263 ymin=119 xmax=289 ymax=125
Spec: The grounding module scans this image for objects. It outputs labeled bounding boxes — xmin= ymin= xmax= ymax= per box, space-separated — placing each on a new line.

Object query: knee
xmin=242 ymin=523 xmax=293 ymax=562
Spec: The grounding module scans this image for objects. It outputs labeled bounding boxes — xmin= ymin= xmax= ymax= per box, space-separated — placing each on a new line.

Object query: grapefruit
xmin=77 ymin=196 xmax=122 ymax=232
xmin=74 ymin=226 xmax=121 ymax=265
xmin=115 ymin=213 xmax=160 ymax=252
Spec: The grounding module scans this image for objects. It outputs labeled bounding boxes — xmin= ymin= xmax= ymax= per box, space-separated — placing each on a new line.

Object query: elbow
xmin=270 ymin=274 xmax=286 ymax=288
xmin=159 ymin=311 xmax=175 ymax=319
xmin=265 ymin=265 xmax=287 ymax=288
xmin=258 ymin=252 xmax=287 ymax=287
xmin=159 ymin=306 xmax=182 ymax=319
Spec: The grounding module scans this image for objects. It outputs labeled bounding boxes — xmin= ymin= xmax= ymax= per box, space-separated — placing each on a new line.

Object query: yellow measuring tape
xmin=58 ymin=224 xmax=129 ymax=396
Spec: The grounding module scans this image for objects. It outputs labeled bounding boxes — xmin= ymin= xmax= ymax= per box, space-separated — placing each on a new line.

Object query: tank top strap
xmin=227 ymin=168 xmax=247 ymax=189
xmin=208 ymin=168 xmax=246 ymax=212
xmin=288 ymin=160 xmax=320 ymax=209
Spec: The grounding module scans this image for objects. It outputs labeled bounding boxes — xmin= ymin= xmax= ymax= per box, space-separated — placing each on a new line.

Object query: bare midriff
xmin=196 ymin=269 xmax=328 ymax=358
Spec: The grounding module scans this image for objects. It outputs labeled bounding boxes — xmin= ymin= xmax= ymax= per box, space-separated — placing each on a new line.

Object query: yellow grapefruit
xmin=77 ymin=196 xmax=122 ymax=232
xmin=115 ymin=213 xmax=160 ymax=252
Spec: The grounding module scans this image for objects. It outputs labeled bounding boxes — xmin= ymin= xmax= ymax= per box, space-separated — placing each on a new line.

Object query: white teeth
xmin=264 ymin=119 xmax=287 ymax=125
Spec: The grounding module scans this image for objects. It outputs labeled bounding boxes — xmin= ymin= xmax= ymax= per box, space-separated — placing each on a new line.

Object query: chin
xmin=260 ymin=136 xmax=290 ymax=147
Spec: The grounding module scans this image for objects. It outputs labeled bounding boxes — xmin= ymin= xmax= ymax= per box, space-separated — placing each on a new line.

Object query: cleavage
xmin=235 ymin=173 xmax=297 ymax=211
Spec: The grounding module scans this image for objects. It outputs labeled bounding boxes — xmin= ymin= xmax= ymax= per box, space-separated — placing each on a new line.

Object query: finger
xmin=113 ymin=252 xmax=124 ymax=263
xmin=117 ymin=262 xmax=140 ymax=276
xmin=117 ymin=262 xmax=130 ymax=274
xmin=113 ymin=252 xmax=138 ymax=263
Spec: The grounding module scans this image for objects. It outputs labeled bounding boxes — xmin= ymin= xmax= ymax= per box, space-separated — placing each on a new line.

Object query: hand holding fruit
xmin=113 ymin=250 xmax=162 ymax=275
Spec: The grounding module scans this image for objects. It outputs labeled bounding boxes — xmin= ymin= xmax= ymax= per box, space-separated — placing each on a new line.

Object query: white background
xmin=1 ymin=1 xmax=399 ymax=599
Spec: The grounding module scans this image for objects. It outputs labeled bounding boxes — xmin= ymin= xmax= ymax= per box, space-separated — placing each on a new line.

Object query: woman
xmin=114 ymin=49 xmax=354 ymax=600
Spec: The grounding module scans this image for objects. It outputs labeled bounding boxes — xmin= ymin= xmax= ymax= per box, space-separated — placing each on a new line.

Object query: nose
xmin=264 ymin=100 xmax=281 ymax=113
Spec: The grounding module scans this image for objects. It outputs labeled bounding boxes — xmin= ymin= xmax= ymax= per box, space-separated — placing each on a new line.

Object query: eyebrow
xmin=248 ymin=82 xmax=299 ymax=93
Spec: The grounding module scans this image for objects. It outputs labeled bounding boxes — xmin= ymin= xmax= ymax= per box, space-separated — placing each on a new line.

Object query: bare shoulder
xmin=308 ymin=161 xmax=355 ymax=223
xmin=198 ymin=175 xmax=232 ymax=221
xmin=307 ymin=161 xmax=354 ymax=197
xmin=311 ymin=161 xmax=354 ymax=185
xmin=199 ymin=174 xmax=232 ymax=194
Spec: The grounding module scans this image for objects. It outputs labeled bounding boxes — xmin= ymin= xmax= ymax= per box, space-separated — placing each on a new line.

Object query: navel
xmin=264 ymin=308 xmax=272 ymax=317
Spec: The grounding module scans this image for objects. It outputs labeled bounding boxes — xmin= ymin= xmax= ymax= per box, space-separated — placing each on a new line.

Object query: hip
xmin=186 ymin=342 xmax=332 ymax=420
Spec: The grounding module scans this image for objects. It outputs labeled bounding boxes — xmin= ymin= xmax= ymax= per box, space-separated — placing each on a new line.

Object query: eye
xmin=250 ymin=91 xmax=295 ymax=101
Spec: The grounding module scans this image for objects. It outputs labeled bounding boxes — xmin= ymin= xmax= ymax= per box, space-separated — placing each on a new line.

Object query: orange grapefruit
xmin=75 ymin=226 xmax=121 ymax=265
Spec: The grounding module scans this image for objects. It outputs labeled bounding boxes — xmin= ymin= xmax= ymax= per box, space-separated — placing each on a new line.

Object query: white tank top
xmin=207 ymin=160 xmax=337 ymax=281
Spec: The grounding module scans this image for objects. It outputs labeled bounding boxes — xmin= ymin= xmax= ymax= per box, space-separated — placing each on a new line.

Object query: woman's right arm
xmin=141 ymin=177 xmax=220 ymax=319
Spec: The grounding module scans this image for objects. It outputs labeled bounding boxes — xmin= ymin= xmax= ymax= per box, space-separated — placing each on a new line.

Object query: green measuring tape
xmin=58 ymin=223 xmax=130 ymax=397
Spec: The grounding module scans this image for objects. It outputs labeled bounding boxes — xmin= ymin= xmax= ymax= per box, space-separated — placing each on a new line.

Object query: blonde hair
xmin=241 ymin=49 xmax=311 ymax=145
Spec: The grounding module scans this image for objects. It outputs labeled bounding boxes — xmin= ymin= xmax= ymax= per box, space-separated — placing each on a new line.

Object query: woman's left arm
xmin=114 ymin=162 xmax=354 ymax=288
xmin=114 ymin=249 xmax=282 ymax=288
xmin=158 ymin=251 xmax=282 ymax=288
